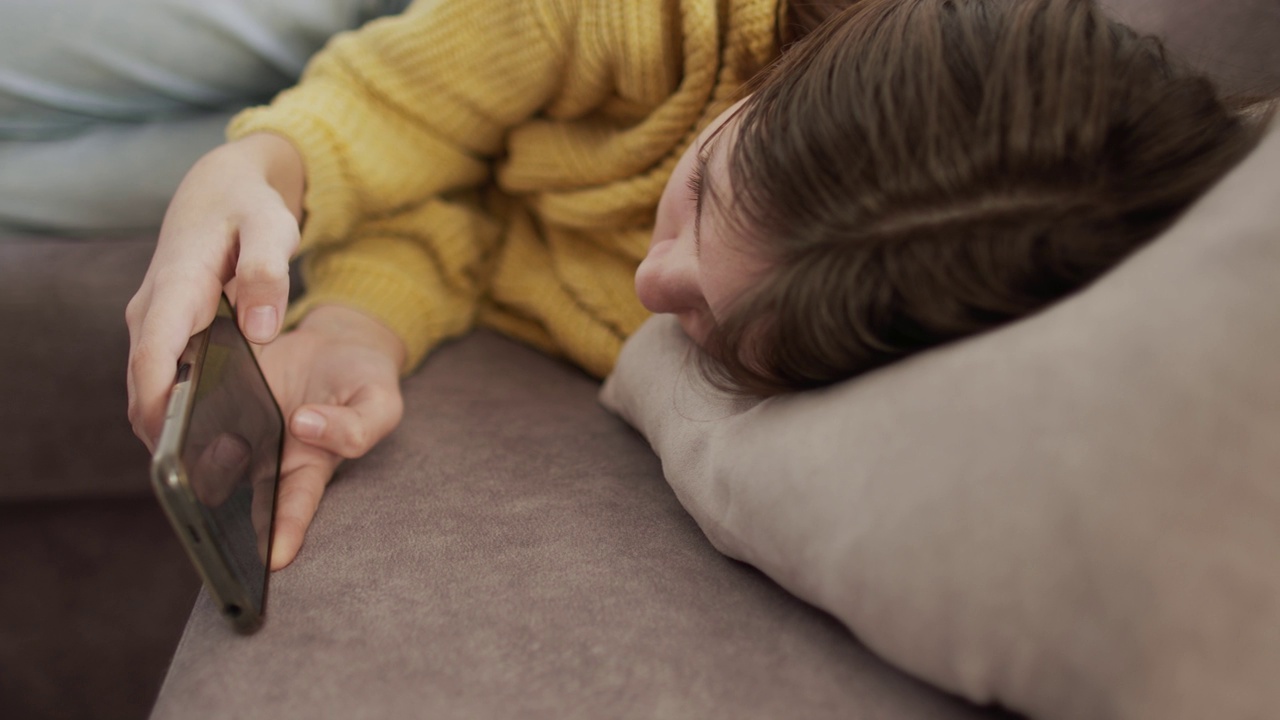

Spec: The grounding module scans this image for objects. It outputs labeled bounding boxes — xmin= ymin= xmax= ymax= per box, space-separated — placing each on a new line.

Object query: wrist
xmin=297 ymin=304 xmax=408 ymax=370
xmin=226 ymin=133 xmax=306 ymax=222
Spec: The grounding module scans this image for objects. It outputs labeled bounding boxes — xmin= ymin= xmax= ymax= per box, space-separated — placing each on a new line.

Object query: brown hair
xmin=704 ymin=0 xmax=1271 ymax=395
xmin=783 ymin=1 xmax=864 ymax=46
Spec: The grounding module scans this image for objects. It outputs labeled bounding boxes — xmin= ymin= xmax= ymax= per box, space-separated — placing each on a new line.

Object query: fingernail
xmin=245 ymin=306 xmax=278 ymax=343
xmin=293 ymin=409 xmax=325 ymax=440
xmin=270 ymin=538 xmax=292 ymax=570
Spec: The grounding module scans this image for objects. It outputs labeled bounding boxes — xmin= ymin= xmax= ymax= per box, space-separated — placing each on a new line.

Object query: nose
xmin=634 ymin=238 xmax=703 ymax=315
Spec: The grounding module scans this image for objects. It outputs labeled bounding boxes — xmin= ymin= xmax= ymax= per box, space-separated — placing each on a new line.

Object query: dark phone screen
xmin=179 ymin=299 xmax=284 ymax=611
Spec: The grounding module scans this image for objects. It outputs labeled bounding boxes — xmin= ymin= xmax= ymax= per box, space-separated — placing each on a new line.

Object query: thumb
xmin=269 ymin=458 xmax=334 ymax=571
xmin=288 ymin=385 xmax=404 ymax=459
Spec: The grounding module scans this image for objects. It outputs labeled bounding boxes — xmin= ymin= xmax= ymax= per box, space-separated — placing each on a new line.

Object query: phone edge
xmin=149 ymin=323 xmax=266 ymax=634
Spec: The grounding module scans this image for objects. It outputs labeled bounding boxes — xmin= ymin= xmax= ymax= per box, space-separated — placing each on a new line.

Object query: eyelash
xmin=685 ymin=161 xmax=705 ymax=205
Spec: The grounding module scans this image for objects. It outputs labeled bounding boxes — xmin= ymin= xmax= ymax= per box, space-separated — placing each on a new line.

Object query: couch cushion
xmin=0 ymin=234 xmax=153 ymax=500
xmin=0 ymin=497 xmax=198 ymax=719
xmin=151 ymin=331 xmax=1009 ymax=720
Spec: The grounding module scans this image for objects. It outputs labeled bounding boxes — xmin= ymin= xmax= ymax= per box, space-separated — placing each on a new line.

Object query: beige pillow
xmin=601 ymin=117 xmax=1280 ymax=720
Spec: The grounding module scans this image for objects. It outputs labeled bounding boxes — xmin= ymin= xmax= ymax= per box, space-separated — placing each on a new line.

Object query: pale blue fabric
xmin=0 ymin=0 xmax=411 ymax=233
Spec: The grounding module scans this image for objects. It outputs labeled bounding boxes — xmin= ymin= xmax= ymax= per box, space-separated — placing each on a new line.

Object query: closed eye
xmin=686 ymin=150 xmax=709 ymax=255
xmin=685 ymin=161 xmax=704 ymax=205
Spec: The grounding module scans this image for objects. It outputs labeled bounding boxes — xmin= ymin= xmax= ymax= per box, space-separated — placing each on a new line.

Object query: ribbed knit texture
xmin=228 ymin=0 xmax=780 ymax=377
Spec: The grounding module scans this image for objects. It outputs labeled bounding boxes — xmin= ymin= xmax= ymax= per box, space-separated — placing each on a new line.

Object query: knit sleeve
xmin=226 ymin=0 xmax=573 ymax=371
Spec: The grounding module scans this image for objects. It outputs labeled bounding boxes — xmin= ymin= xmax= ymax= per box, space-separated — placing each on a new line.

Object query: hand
xmin=255 ymin=305 xmax=407 ymax=570
xmin=126 ymin=133 xmax=305 ymax=448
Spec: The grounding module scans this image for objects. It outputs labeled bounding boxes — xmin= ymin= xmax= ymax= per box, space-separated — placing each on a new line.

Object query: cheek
xmin=676 ymin=313 xmax=713 ymax=347
xmin=650 ymin=184 xmax=679 ymax=247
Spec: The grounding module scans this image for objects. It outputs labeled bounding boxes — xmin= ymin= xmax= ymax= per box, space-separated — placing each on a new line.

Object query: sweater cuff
xmin=285 ymin=254 xmax=475 ymax=375
xmin=227 ymin=82 xmax=361 ymax=253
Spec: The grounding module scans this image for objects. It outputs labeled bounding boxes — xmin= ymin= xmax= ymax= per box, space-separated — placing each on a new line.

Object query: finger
xmin=127 ymin=271 xmax=222 ymax=445
xmin=125 ymin=287 xmax=148 ymax=448
xmin=233 ymin=207 xmax=300 ymax=344
xmin=190 ymin=433 xmax=252 ymax=507
xmin=251 ymin=453 xmax=279 ymax=565
xmin=269 ymin=457 xmax=336 ymax=571
xmin=289 ymin=385 xmax=404 ymax=459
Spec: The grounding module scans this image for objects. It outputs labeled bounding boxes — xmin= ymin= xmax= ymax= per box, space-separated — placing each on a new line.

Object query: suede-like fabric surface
xmin=0 ymin=234 xmax=153 ymax=500
xmin=152 ymin=331 xmax=1011 ymax=720
xmin=0 ymin=497 xmax=199 ymax=720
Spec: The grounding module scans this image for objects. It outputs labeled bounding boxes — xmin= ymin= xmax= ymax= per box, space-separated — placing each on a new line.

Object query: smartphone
xmin=150 ymin=295 xmax=284 ymax=634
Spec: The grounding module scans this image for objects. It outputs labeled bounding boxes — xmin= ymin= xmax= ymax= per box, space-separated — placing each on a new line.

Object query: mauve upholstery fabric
xmin=0 ymin=234 xmax=153 ymax=500
xmin=151 ymin=331 xmax=1009 ymax=720
xmin=0 ymin=497 xmax=198 ymax=719
xmin=0 ymin=233 xmax=199 ymax=720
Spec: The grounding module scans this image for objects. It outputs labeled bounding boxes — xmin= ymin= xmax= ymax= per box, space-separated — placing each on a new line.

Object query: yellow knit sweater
xmin=228 ymin=0 xmax=780 ymax=377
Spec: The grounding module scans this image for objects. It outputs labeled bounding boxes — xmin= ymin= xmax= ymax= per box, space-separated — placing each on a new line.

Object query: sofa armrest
xmin=150 ymin=331 xmax=1007 ymax=720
